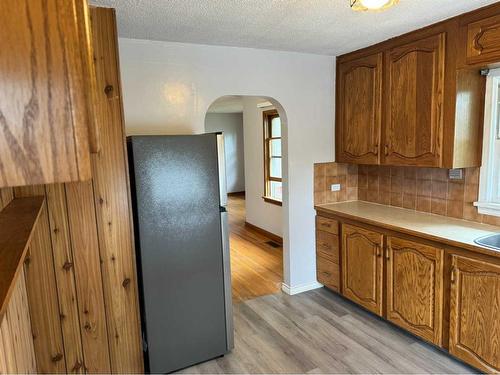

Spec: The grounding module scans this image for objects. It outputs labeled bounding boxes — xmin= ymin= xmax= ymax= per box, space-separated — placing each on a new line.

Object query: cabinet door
xmin=466 ymin=14 xmax=500 ymax=66
xmin=383 ymin=33 xmax=445 ymax=167
xmin=0 ymin=0 xmax=93 ymax=188
xmin=341 ymin=224 xmax=383 ymax=316
xmin=386 ymin=237 xmax=444 ymax=346
xmin=336 ymin=53 xmax=382 ymax=164
xmin=449 ymin=255 xmax=500 ymax=373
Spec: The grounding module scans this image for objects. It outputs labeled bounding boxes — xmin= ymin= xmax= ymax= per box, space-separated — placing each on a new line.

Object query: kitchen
xmin=0 ymin=0 xmax=499 ymax=374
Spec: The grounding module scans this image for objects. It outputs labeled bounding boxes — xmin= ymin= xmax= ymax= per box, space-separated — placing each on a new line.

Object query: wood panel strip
xmin=14 ymin=185 xmax=66 ymax=373
xmin=45 ymin=184 xmax=85 ymax=373
xmin=89 ymin=7 xmax=143 ymax=373
xmin=8 ymin=269 xmax=37 ymax=373
xmin=0 ymin=189 xmax=13 ymax=209
xmin=0 ymin=197 xmax=44 ymax=320
xmin=65 ymin=181 xmax=111 ymax=373
xmin=0 ymin=302 xmax=17 ymax=374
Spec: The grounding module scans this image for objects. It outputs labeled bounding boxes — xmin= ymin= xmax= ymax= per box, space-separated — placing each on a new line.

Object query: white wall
xmin=242 ymin=99 xmax=282 ymax=237
xmin=205 ymin=113 xmax=245 ymax=193
xmin=118 ymin=38 xmax=334 ymax=292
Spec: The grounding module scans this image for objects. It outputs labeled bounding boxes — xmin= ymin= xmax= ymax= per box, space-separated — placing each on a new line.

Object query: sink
xmin=475 ymin=233 xmax=500 ymax=250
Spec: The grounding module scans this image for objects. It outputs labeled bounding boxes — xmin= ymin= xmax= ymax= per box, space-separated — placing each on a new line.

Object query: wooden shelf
xmin=0 ymin=197 xmax=44 ymax=319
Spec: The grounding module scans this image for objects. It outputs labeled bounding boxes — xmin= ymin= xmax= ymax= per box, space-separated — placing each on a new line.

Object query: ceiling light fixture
xmin=350 ymin=0 xmax=399 ymax=11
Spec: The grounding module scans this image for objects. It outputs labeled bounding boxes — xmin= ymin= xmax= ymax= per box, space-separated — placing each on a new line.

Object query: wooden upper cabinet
xmin=386 ymin=237 xmax=444 ymax=346
xmin=336 ymin=53 xmax=382 ymax=164
xmin=383 ymin=33 xmax=445 ymax=167
xmin=466 ymin=14 xmax=500 ymax=66
xmin=0 ymin=0 xmax=97 ymax=188
xmin=341 ymin=224 xmax=383 ymax=316
xmin=449 ymin=255 xmax=500 ymax=373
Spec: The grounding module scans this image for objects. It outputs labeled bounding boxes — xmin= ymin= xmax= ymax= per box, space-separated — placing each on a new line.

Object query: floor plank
xmin=227 ymin=195 xmax=283 ymax=303
xmin=180 ymin=289 xmax=477 ymax=374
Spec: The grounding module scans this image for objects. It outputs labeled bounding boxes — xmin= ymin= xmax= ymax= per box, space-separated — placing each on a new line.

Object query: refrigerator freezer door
xmin=128 ymin=135 xmax=229 ymax=373
xmin=220 ymin=210 xmax=234 ymax=350
xmin=217 ymin=133 xmax=228 ymax=207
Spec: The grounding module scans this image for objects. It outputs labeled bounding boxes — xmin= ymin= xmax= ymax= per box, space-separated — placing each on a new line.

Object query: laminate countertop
xmin=315 ymin=201 xmax=500 ymax=258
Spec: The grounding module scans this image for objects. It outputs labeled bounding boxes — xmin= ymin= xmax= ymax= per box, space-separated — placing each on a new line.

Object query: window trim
xmin=263 ymin=109 xmax=282 ymax=206
xmin=475 ymin=69 xmax=500 ymax=217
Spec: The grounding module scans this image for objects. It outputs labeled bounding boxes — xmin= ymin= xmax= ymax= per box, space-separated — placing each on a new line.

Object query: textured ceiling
xmin=90 ymin=0 xmax=498 ymax=55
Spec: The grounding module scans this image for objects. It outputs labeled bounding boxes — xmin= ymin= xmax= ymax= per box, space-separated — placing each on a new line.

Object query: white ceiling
xmin=91 ymin=0 xmax=498 ymax=56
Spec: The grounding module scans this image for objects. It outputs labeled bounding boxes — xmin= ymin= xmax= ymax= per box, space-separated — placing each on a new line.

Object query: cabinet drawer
xmin=316 ymin=216 xmax=338 ymax=235
xmin=316 ymin=231 xmax=339 ymax=263
xmin=317 ymin=255 xmax=340 ymax=291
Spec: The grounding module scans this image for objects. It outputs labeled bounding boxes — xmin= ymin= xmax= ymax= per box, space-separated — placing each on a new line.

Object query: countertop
xmin=315 ymin=201 xmax=500 ymax=258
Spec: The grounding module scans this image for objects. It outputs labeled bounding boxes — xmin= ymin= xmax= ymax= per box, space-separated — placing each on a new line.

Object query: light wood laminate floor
xmin=180 ymin=288 xmax=476 ymax=374
xmin=227 ymin=195 xmax=283 ymax=303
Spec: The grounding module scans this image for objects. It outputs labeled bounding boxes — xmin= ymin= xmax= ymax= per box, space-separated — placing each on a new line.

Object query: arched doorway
xmin=205 ymin=95 xmax=288 ymax=304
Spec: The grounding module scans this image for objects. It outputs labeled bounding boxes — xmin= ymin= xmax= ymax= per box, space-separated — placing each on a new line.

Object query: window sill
xmin=474 ymin=201 xmax=500 ymax=217
xmin=262 ymin=196 xmax=282 ymax=206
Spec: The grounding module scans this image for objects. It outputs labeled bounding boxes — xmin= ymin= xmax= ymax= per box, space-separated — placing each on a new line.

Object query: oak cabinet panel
xmin=466 ymin=14 xmax=500 ymax=65
xmin=386 ymin=237 xmax=444 ymax=346
xmin=341 ymin=224 xmax=384 ymax=316
xmin=383 ymin=33 xmax=445 ymax=167
xmin=317 ymin=256 xmax=340 ymax=292
xmin=316 ymin=216 xmax=339 ymax=235
xmin=449 ymin=255 xmax=500 ymax=373
xmin=336 ymin=53 xmax=382 ymax=164
xmin=0 ymin=0 xmax=96 ymax=188
xmin=316 ymin=230 xmax=339 ymax=264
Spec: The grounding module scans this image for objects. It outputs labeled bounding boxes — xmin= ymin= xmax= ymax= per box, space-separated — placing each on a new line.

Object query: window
xmin=476 ymin=68 xmax=500 ymax=216
xmin=263 ymin=110 xmax=282 ymax=205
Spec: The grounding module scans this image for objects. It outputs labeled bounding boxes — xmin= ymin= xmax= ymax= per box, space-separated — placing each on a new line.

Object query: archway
xmin=204 ymin=95 xmax=289 ymax=304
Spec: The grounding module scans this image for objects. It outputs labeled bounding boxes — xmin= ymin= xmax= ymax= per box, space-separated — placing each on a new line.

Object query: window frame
xmin=262 ymin=109 xmax=282 ymax=206
xmin=475 ymin=68 xmax=500 ymax=217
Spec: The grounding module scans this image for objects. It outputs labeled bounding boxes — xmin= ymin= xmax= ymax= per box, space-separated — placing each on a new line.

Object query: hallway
xmin=227 ymin=194 xmax=283 ymax=303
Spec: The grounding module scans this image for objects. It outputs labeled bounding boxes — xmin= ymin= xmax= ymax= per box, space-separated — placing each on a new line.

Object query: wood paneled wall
xmin=0 ymin=8 xmax=142 ymax=374
xmin=0 ymin=189 xmax=37 ymax=374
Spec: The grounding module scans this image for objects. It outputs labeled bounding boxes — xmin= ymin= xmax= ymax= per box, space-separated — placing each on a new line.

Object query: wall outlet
xmin=330 ymin=184 xmax=341 ymax=192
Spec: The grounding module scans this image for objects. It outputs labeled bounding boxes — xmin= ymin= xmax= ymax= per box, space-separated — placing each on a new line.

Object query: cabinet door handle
xmin=375 ymin=244 xmax=381 ymax=257
xmin=373 ymin=144 xmax=379 ymax=155
xmin=385 ymin=246 xmax=391 ymax=260
xmin=384 ymin=144 xmax=389 ymax=156
xmin=451 ymin=267 xmax=456 ymax=284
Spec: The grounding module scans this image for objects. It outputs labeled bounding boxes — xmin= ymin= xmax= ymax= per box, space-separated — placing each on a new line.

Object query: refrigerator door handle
xmin=216 ymin=133 xmax=228 ymax=207
xmin=220 ymin=211 xmax=234 ymax=350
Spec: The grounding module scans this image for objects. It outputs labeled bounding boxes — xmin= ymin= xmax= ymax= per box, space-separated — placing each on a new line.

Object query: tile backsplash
xmin=314 ymin=162 xmax=500 ymax=226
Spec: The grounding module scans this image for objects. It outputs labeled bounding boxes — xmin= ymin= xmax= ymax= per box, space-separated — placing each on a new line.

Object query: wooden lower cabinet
xmin=386 ymin=237 xmax=444 ymax=346
xmin=315 ymin=216 xmax=340 ymax=291
xmin=317 ymin=256 xmax=340 ymax=292
xmin=341 ymin=224 xmax=384 ymax=316
xmin=449 ymin=255 xmax=500 ymax=373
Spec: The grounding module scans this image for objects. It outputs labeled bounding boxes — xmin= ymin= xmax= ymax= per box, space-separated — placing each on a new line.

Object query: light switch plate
xmin=331 ymin=184 xmax=341 ymax=192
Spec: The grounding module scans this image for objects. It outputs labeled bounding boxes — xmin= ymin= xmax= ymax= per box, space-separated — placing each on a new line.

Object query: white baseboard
xmin=281 ymin=281 xmax=323 ymax=295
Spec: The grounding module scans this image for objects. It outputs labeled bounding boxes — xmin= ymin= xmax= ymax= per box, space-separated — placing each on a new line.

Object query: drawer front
xmin=466 ymin=14 xmax=500 ymax=65
xmin=317 ymin=255 xmax=340 ymax=291
xmin=316 ymin=231 xmax=339 ymax=264
xmin=316 ymin=216 xmax=338 ymax=235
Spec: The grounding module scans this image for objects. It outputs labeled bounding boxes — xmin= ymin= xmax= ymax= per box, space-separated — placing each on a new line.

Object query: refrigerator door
xmin=220 ymin=210 xmax=234 ymax=350
xmin=128 ymin=134 xmax=230 ymax=373
xmin=216 ymin=133 xmax=228 ymax=207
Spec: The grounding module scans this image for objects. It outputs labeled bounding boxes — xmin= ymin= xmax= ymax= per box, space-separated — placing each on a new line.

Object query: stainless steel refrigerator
xmin=127 ymin=134 xmax=233 ymax=373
